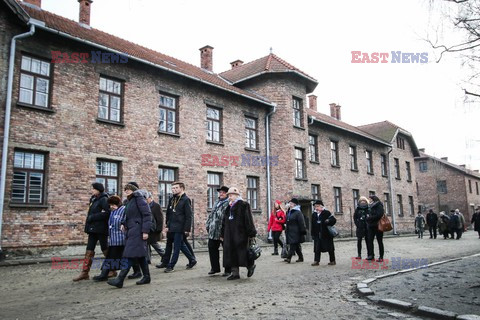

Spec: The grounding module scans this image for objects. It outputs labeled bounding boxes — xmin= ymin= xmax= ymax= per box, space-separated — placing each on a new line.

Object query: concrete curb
xmin=356 ymin=253 xmax=480 ymax=319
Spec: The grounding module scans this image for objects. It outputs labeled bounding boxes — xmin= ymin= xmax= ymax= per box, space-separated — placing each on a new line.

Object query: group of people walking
xmin=414 ymin=208 xmax=471 ymax=240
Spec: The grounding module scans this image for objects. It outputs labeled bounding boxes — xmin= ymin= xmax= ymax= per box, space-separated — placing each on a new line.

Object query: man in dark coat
xmin=220 ymin=187 xmax=257 ymax=280
xmin=366 ymin=195 xmax=385 ymax=261
xmin=353 ymin=196 xmax=369 ymax=259
xmin=107 ymin=183 xmax=152 ymax=288
xmin=311 ymin=200 xmax=337 ymax=266
xmin=426 ymin=209 xmax=438 ymax=239
xmin=471 ymin=208 xmax=480 ymax=239
xmin=73 ymin=182 xmax=110 ymax=281
xmin=163 ymin=182 xmax=196 ymax=273
xmin=284 ymin=198 xmax=307 ymax=264
xmin=147 ymin=192 xmax=165 ymax=261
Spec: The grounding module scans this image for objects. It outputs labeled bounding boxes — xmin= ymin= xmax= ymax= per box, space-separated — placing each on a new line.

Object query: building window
xmin=207 ymin=172 xmax=222 ymax=209
xmin=292 ymin=97 xmax=303 ymax=127
xmin=406 ymin=161 xmax=412 ymax=181
xmin=158 ymin=93 xmax=178 ymax=134
xmin=349 ymin=146 xmax=358 ymax=171
xmin=408 ymin=196 xmax=415 ymax=216
xmin=247 ymin=176 xmax=259 ymax=210
xmin=468 ymin=180 xmax=472 ymax=194
xmin=18 ymin=55 xmax=51 ymax=108
xmin=381 ymin=154 xmax=388 ymax=177
xmin=312 ymin=184 xmax=321 ymax=200
xmin=437 ymin=180 xmax=447 ymax=194
xmin=476 ymin=181 xmax=479 ymax=195
xmin=295 ymin=148 xmax=306 ymax=179
xmin=333 ymin=187 xmax=343 ymax=213
xmin=309 ymin=135 xmax=319 ymax=162
xmin=419 ymin=161 xmax=428 ymax=172
xmin=158 ymin=167 xmax=176 ymax=208
xmin=95 ymin=160 xmax=119 ymax=195
xmin=12 ymin=150 xmax=46 ymax=204
xmin=397 ymin=194 xmax=403 ymax=216
xmin=396 ymin=136 xmax=405 ymax=150
xmin=330 ymin=140 xmax=339 ymax=167
xmin=98 ymin=77 xmax=122 ymax=123
xmin=384 ymin=193 xmax=391 ymax=215
xmin=206 ymin=106 xmax=222 ymax=143
xmin=394 ymin=158 xmax=400 ymax=179
xmin=369 ymin=190 xmax=376 ymax=197
xmin=245 ymin=117 xmax=257 ymax=149
xmin=352 ymin=189 xmax=360 ymax=208
xmin=366 ymin=150 xmax=373 ymax=174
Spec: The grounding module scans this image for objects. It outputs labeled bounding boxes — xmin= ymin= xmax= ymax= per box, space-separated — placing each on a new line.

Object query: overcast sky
xmin=40 ymin=0 xmax=480 ymax=170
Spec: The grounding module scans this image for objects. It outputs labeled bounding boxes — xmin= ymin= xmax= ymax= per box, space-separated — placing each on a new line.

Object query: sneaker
xmin=186 ymin=260 xmax=197 ymax=269
xmin=208 ymin=270 xmax=220 ymax=275
xmin=164 ymin=267 xmax=174 ymax=273
xmin=355 ymin=256 xmax=362 ymax=260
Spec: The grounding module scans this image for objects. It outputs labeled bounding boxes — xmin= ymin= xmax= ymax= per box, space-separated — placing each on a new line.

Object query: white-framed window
xmin=98 ymin=77 xmax=122 ymax=122
xmin=19 ymin=55 xmax=51 ymax=108
xmin=12 ymin=150 xmax=46 ymax=204
xmin=95 ymin=160 xmax=119 ymax=195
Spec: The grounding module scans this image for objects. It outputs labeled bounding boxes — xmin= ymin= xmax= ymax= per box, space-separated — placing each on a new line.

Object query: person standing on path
xmin=454 ymin=209 xmax=466 ymax=239
xmin=366 ymin=195 xmax=385 ymax=262
xmin=353 ymin=196 xmax=369 ymax=259
xmin=284 ymin=198 xmax=307 ymax=264
xmin=415 ymin=211 xmax=426 ymax=239
xmin=146 ymin=192 xmax=165 ymax=263
xmin=267 ymin=200 xmax=286 ymax=256
xmin=471 ymin=208 xmax=480 ymax=239
xmin=311 ymin=200 xmax=336 ymax=266
xmin=426 ymin=209 xmax=438 ymax=239
xmin=206 ymin=186 xmax=231 ymax=276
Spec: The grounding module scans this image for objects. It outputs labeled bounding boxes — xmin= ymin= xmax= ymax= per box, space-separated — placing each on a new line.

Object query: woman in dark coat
xmin=221 ymin=187 xmax=257 ymax=280
xmin=438 ymin=211 xmax=450 ymax=239
xmin=366 ymin=195 xmax=385 ymax=262
xmin=108 ymin=183 xmax=152 ymax=288
xmin=146 ymin=192 xmax=165 ymax=262
xmin=354 ymin=196 xmax=369 ymax=259
xmin=311 ymin=200 xmax=337 ymax=266
xmin=284 ymin=198 xmax=307 ymax=263
xmin=472 ymin=208 xmax=480 ymax=239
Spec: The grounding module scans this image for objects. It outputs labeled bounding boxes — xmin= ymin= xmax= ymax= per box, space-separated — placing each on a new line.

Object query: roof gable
xmin=417 ymin=152 xmax=480 ymax=179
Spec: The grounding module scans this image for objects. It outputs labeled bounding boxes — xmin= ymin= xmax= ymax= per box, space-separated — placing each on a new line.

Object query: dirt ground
xmin=1 ymin=232 xmax=479 ymax=320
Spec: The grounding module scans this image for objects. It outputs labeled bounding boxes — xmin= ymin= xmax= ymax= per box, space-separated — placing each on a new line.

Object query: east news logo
xmin=351 ymin=51 xmax=428 ymax=63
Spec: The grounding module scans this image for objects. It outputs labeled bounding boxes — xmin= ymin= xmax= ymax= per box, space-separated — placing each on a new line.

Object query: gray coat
xmin=122 ymin=191 xmax=152 ymax=258
xmin=206 ymin=198 xmax=229 ymax=240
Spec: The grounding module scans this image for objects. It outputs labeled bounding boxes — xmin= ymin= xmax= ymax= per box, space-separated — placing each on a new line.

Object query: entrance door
xmin=300 ymin=201 xmax=312 ymax=242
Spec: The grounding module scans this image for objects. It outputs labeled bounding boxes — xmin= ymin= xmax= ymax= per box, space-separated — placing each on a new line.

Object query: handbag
xmin=247 ymin=238 xmax=262 ymax=261
xmin=327 ymin=214 xmax=339 ymax=237
xmin=378 ymin=214 xmax=393 ymax=232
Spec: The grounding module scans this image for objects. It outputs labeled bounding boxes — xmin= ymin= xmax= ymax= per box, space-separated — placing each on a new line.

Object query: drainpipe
xmin=265 ymin=103 xmax=276 ymax=240
xmin=0 ymin=24 xmax=36 ymax=259
xmin=387 ymin=146 xmax=397 ymax=235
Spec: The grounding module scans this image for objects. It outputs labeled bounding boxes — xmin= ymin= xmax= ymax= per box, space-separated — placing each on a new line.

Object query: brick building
xmin=415 ymin=150 xmax=480 ymax=222
xmin=0 ymin=0 xmax=421 ymax=251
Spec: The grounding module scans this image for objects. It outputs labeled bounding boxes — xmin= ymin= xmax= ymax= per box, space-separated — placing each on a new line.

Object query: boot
xmin=101 ymin=249 xmax=117 ymax=278
xmin=136 ymin=258 xmax=151 ymax=285
xmin=107 ymin=269 xmax=129 ymax=288
xmin=92 ymin=268 xmax=109 ymax=282
xmin=128 ymin=264 xmax=142 ymax=279
xmin=73 ymin=250 xmax=94 ymax=281
xmin=271 ymin=248 xmax=279 ymax=255
xmin=296 ymin=248 xmax=304 ymax=262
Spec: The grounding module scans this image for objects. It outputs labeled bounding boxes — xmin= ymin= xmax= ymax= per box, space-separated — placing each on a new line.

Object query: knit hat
xmin=124 ymin=183 xmax=139 ymax=192
xmin=127 ymin=181 xmax=139 ymax=189
xmin=275 ymin=200 xmax=282 ymax=205
xmin=92 ymin=182 xmax=105 ymax=193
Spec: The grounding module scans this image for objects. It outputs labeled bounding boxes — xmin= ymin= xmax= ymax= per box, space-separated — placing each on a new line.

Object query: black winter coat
xmin=148 ymin=201 xmax=164 ymax=244
xmin=471 ymin=212 xmax=480 ymax=232
xmin=367 ymin=201 xmax=384 ymax=230
xmin=286 ymin=208 xmax=306 ymax=245
xmin=426 ymin=212 xmax=438 ymax=227
xmin=165 ymin=193 xmax=192 ymax=233
xmin=84 ymin=192 xmax=110 ymax=235
xmin=354 ymin=205 xmax=369 ymax=238
xmin=311 ymin=209 xmax=336 ymax=252
xmin=221 ymin=200 xmax=257 ymax=268
xmin=122 ymin=191 xmax=152 ymax=258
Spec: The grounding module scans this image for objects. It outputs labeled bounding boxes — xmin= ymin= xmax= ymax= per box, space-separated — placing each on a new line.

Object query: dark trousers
xmin=272 ymin=231 xmax=283 ymax=250
xmin=442 ymin=230 xmax=450 ymax=239
xmin=184 ymin=235 xmax=196 ymax=260
xmin=86 ymin=233 xmax=108 ymax=251
xmin=429 ymin=226 xmax=437 ymax=238
xmin=167 ymin=232 xmax=196 ymax=269
xmin=147 ymin=242 xmax=164 ymax=263
xmin=208 ymin=239 xmax=231 ymax=273
xmin=456 ymin=228 xmax=463 ymax=239
xmin=356 ymin=236 xmax=367 ymax=257
xmin=313 ymin=238 xmax=335 ymax=262
xmin=100 ymin=245 xmax=124 ymax=270
xmin=366 ymin=227 xmax=384 ymax=259
xmin=287 ymin=243 xmax=303 ymax=260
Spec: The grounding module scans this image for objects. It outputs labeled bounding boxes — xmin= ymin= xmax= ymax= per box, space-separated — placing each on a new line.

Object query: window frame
xmin=397 ymin=194 xmax=404 ymax=217
xmin=394 ymin=158 xmax=401 ymax=179
xmin=408 ymin=196 xmax=415 ymax=216
xmin=366 ymin=150 xmax=374 ymax=174
xmin=419 ymin=161 xmax=428 ymax=172
xmin=206 ymin=106 xmax=223 ymax=143
xmin=207 ymin=172 xmax=222 ymax=210
xmin=158 ymin=166 xmax=177 ymax=208
xmin=352 ymin=189 xmax=360 ymax=209
xmin=292 ymin=96 xmax=303 ymax=128
xmin=406 ymin=161 xmax=412 ymax=182
xmin=476 ymin=181 xmax=479 ymax=195
xmin=97 ymin=76 xmax=124 ymax=124
xmin=17 ymin=54 xmax=52 ymax=110
xmin=95 ymin=159 xmax=120 ymax=195
xmin=468 ymin=179 xmax=472 ymax=194
xmin=311 ymin=184 xmax=321 ymax=200
xmin=333 ymin=187 xmax=343 ymax=213
xmin=349 ymin=146 xmax=358 ymax=171
xmin=308 ymin=134 xmax=319 ymax=163
xmin=381 ymin=154 xmax=388 ymax=177
xmin=245 ymin=116 xmax=258 ymax=150
xmin=437 ymin=180 xmax=447 ymax=194
xmin=294 ymin=148 xmax=306 ymax=179
xmin=330 ymin=140 xmax=339 ymax=167
xmin=11 ymin=149 xmax=47 ymax=205
xmin=158 ymin=92 xmax=179 ymax=135
xmin=384 ymin=193 xmax=391 ymax=215
xmin=247 ymin=176 xmax=259 ymax=210
xmin=396 ymin=136 xmax=405 ymax=150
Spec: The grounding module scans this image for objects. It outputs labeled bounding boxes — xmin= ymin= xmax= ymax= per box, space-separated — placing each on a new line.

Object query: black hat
xmin=128 ymin=181 xmax=139 ymax=189
xmin=289 ymin=198 xmax=299 ymax=205
xmin=92 ymin=182 xmax=104 ymax=193
xmin=217 ymin=186 xmax=229 ymax=193
xmin=314 ymin=200 xmax=324 ymax=206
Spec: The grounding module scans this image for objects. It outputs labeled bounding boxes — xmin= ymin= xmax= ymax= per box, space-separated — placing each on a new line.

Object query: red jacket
xmin=268 ymin=209 xmax=286 ymax=232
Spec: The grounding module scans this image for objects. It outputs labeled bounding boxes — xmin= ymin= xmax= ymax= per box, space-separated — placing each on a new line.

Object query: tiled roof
xmin=357 ymin=120 xmax=400 ymax=143
xmin=307 ymin=109 xmax=390 ymax=146
xmin=16 ymin=2 xmax=273 ymax=106
xmin=219 ymin=54 xmax=318 ymax=92
xmin=417 ymin=152 xmax=480 ymax=179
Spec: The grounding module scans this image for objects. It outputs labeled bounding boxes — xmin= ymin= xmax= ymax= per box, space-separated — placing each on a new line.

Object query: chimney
xmin=474 ymin=170 xmax=479 ymax=173
xmin=23 ymin=0 xmax=41 ymax=7
xmin=230 ymin=59 xmax=243 ymax=69
xmin=78 ymin=0 xmax=93 ymax=26
xmin=419 ymin=148 xmax=425 ymax=153
xmin=441 ymin=157 xmax=448 ymax=161
xmin=329 ymin=103 xmax=341 ymax=120
xmin=199 ymin=45 xmax=214 ymax=71
xmin=308 ymin=95 xmax=317 ymax=111
xmin=335 ymin=104 xmax=342 ymax=121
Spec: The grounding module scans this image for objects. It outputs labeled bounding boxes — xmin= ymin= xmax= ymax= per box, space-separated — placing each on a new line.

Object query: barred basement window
xmin=18 ymin=55 xmax=51 ymax=108
xmin=207 ymin=172 xmax=222 ymax=209
xmin=247 ymin=176 xmax=259 ymax=210
xmin=158 ymin=167 xmax=177 ymax=208
xmin=98 ymin=77 xmax=123 ymax=123
xmin=12 ymin=150 xmax=46 ymax=204
xmin=95 ymin=160 xmax=119 ymax=195
xmin=159 ymin=93 xmax=178 ymax=134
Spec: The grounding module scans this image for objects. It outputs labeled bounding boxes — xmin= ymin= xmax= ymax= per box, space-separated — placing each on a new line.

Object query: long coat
xmin=221 ymin=200 xmax=257 ymax=268
xmin=122 ymin=191 xmax=152 ymax=258
xmin=367 ymin=201 xmax=384 ymax=230
xmin=311 ymin=209 xmax=336 ymax=252
xmin=438 ymin=214 xmax=450 ymax=233
xmin=354 ymin=205 xmax=369 ymax=238
xmin=165 ymin=193 xmax=192 ymax=233
xmin=472 ymin=212 xmax=480 ymax=231
xmin=84 ymin=192 xmax=110 ymax=235
xmin=285 ymin=208 xmax=306 ymax=245
xmin=426 ymin=212 xmax=438 ymax=227
xmin=148 ymin=201 xmax=163 ymax=244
